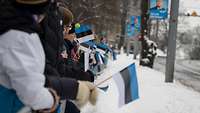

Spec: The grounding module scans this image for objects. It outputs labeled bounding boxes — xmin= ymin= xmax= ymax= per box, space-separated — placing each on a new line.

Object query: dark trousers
xmin=64 ymin=100 xmax=80 ymax=113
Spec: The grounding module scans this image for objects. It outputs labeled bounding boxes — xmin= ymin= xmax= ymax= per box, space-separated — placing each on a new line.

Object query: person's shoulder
xmin=150 ymin=7 xmax=166 ymax=11
xmin=150 ymin=6 xmax=158 ymax=10
xmin=0 ymin=30 xmax=28 ymax=44
xmin=159 ymin=7 xmax=166 ymax=10
xmin=0 ymin=30 xmax=39 ymax=48
xmin=9 ymin=30 xmax=39 ymax=41
xmin=2 ymin=30 xmax=28 ymax=36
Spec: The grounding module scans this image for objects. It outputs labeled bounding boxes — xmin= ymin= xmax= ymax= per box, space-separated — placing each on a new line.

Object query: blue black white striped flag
xmin=113 ymin=63 xmax=139 ymax=107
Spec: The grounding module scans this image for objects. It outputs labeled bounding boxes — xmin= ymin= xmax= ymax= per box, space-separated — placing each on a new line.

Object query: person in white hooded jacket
xmin=0 ymin=0 xmax=59 ymax=112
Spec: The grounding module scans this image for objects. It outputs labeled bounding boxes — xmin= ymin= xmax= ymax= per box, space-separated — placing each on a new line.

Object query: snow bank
xmin=157 ymin=49 xmax=167 ymax=57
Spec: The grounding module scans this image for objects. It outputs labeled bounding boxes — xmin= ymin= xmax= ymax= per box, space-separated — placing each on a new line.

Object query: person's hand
xmin=76 ymin=81 xmax=98 ymax=107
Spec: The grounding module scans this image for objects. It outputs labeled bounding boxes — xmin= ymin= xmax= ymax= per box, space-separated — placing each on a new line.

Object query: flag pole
xmin=94 ymin=75 xmax=113 ymax=87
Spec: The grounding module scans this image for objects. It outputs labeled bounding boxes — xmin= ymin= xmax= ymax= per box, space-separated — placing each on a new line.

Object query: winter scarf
xmin=0 ymin=0 xmax=41 ymax=35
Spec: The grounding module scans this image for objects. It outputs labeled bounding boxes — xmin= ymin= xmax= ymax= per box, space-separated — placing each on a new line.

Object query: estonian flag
xmin=113 ymin=63 xmax=139 ymax=107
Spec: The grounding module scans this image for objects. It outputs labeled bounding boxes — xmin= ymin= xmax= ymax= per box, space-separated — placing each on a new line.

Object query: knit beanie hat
xmin=58 ymin=6 xmax=74 ymax=26
xmin=15 ymin=0 xmax=51 ymax=14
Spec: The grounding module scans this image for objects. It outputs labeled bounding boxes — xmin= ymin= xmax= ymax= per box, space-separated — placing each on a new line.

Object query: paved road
xmin=154 ymin=57 xmax=200 ymax=92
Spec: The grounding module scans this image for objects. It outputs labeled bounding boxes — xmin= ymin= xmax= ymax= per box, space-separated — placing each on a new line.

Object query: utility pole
xmin=147 ymin=0 xmax=151 ymax=40
xmin=140 ymin=0 xmax=149 ymax=40
xmin=147 ymin=18 xmax=152 ymax=39
xmin=140 ymin=0 xmax=149 ymax=64
xmin=155 ymin=19 xmax=159 ymax=39
xmin=165 ymin=0 xmax=180 ymax=82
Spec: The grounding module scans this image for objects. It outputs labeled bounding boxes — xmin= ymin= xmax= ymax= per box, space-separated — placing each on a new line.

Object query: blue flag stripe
xmin=128 ymin=64 xmax=139 ymax=101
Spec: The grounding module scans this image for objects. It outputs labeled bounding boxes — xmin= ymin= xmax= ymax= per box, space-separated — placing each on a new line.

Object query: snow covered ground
xmin=81 ymin=54 xmax=200 ymax=113
xmin=178 ymin=16 xmax=200 ymax=33
xmin=157 ymin=49 xmax=167 ymax=57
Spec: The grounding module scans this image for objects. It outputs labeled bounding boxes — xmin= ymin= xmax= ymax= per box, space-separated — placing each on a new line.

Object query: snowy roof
xmin=177 ymin=0 xmax=200 ymax=32
xmin=180 ymin=0 xmax=200 ymax=15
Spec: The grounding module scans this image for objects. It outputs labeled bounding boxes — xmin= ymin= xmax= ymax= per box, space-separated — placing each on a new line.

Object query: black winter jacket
xmin=40 ymin=3 xmax=94 ymax=99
